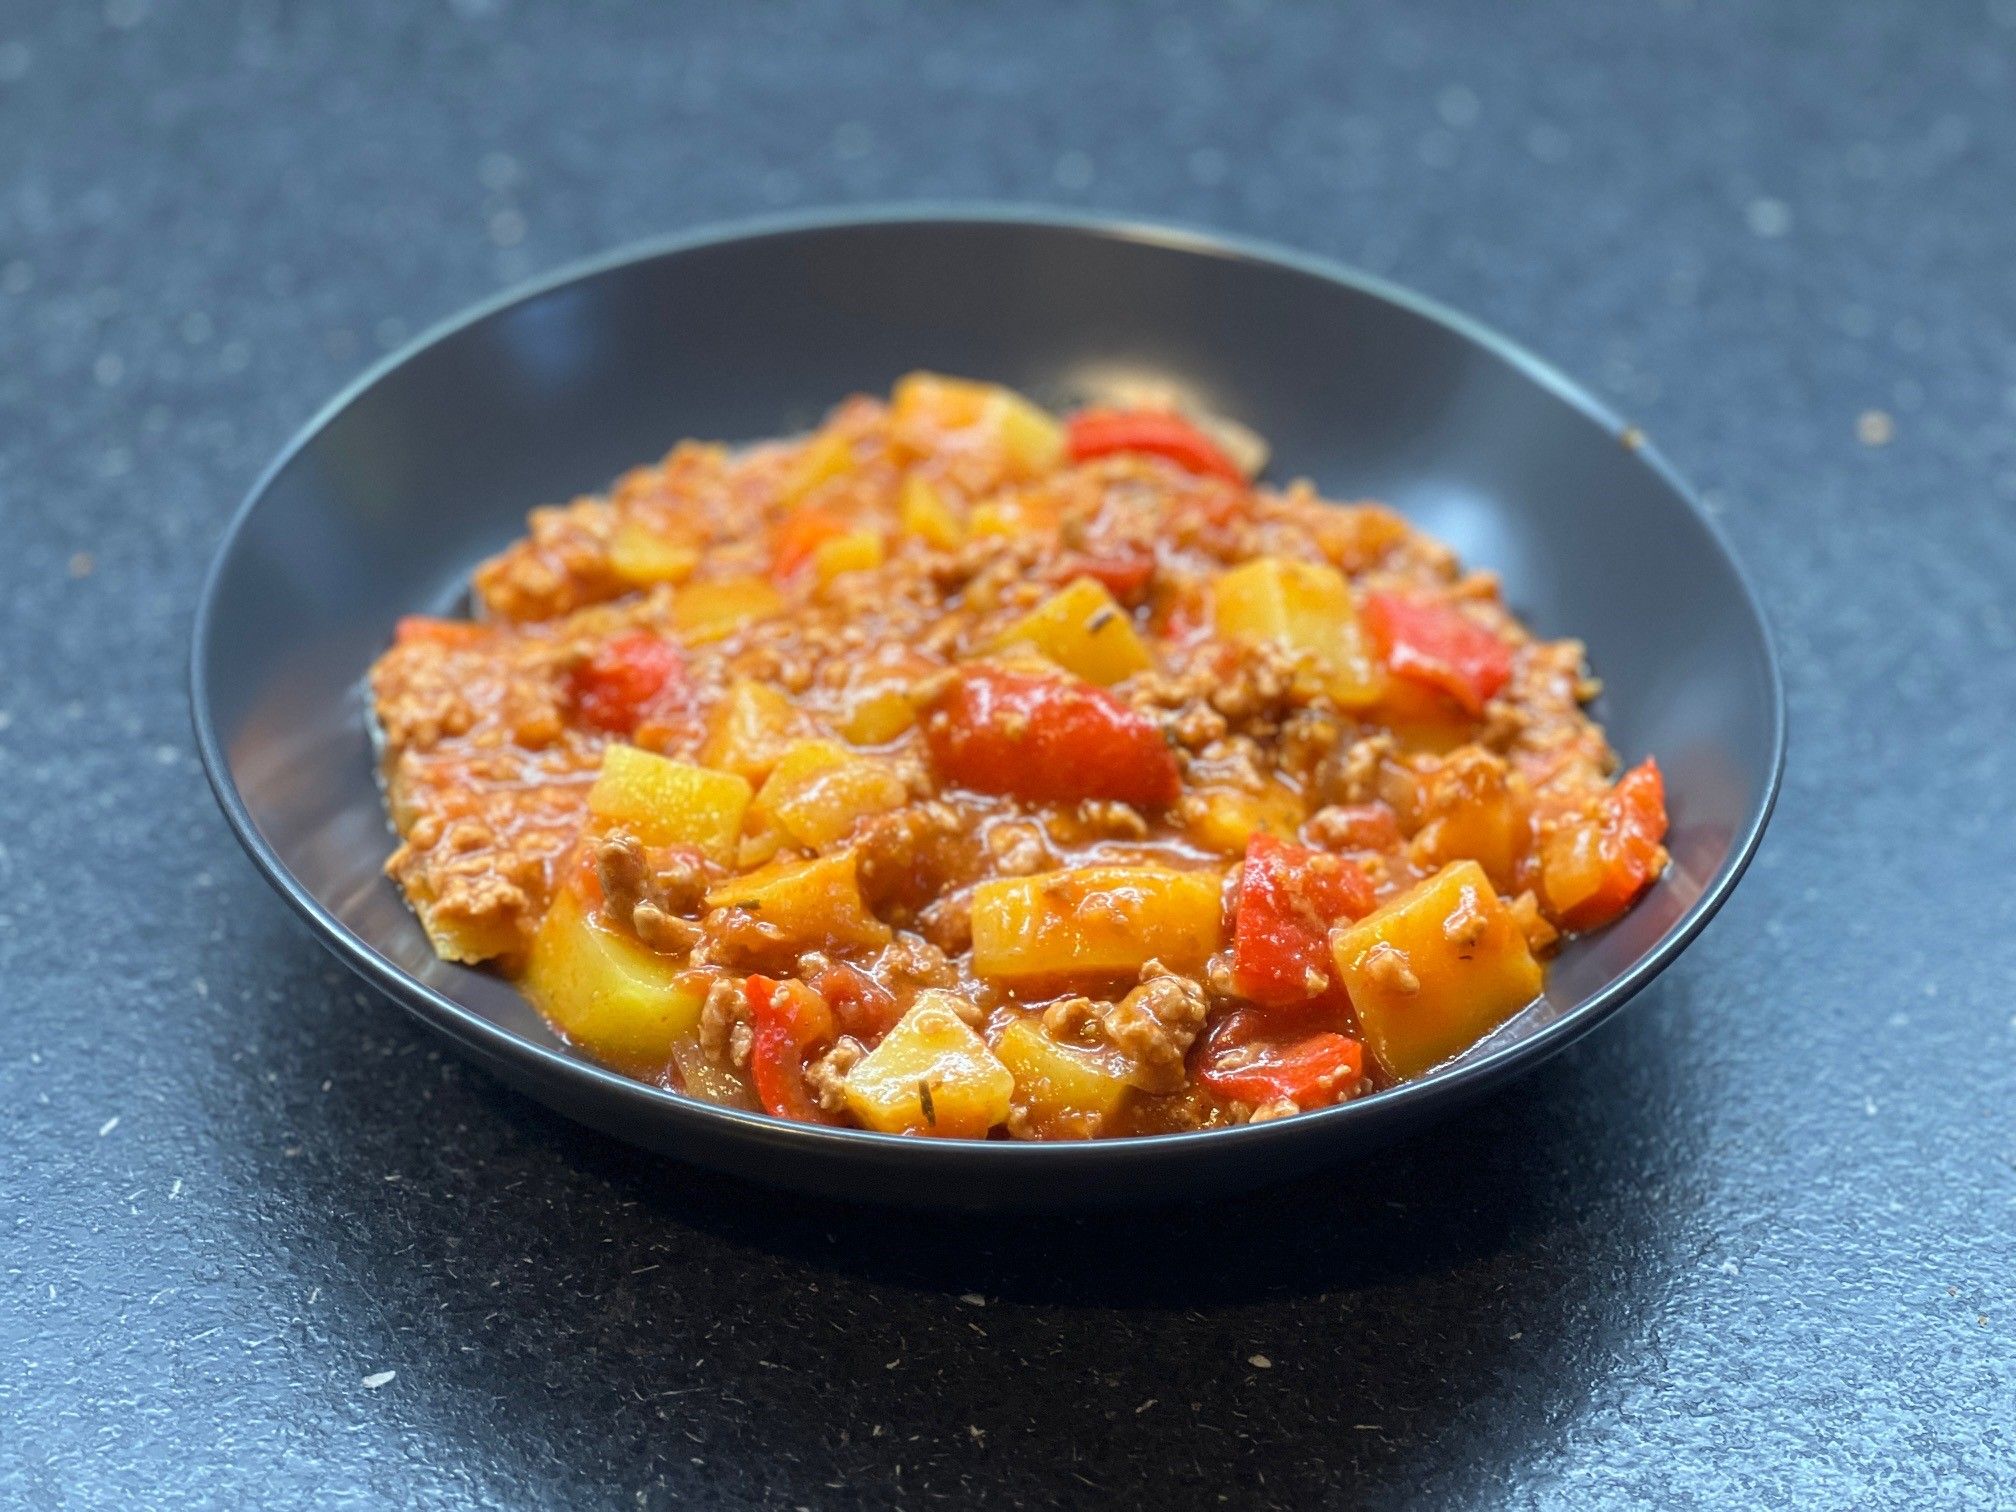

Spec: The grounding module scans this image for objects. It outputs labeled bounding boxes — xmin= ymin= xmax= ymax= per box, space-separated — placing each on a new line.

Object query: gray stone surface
xmin=2 ymin=1 xmax=2012 ymax=1506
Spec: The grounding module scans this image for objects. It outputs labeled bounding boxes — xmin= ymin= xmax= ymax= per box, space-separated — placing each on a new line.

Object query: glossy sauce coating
xmin=370 ymin=376 xmax=1668 ymax=1139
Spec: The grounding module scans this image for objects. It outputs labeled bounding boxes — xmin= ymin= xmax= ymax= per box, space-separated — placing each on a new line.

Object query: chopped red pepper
xmin=923 ymin=666 xmax=1181 ymax=808
xmin=1231 ymin=835 xmax=1375 ymax=1006
xmin=1363 ymin=592 xmax=1514 ymax=716
xmin=811 ymin=962 xmax=903 ymax=1044
xmin=1543 ymin=757 xmax=1670 ymax=932
xmin=1065 ymin=409 xmax=1246 ymax=483
xmin=746 ymin=975 xmax=838 ymax=1124
xmin=771 ymin=509 xmax=849 ymax=581
xmin=567 ymin=630 xmax=689 ymax=735
xmin=1195 ymin=1008 xmax=1365 ymax=1111
xmin=1053 ymin=549 xmax=1156 ymax=604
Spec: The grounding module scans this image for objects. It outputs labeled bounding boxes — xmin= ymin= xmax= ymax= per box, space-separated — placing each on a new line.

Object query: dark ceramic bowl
xmin=191 ymin=209 xmax=1783 ymax=1210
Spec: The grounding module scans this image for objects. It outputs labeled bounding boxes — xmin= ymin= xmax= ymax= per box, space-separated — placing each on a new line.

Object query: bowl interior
xmin=194 ymin=214 xmax=1779 ymax=1202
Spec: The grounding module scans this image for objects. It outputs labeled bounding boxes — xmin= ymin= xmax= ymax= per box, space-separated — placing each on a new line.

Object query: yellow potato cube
xmin=1184 ymin=782 xmax=1307 ymax=855
xmin=751 ymin=739 xmax=909 ymax=849
xmin=811 ymin=528 xmax=886 ymax=584
xmin=891 ymin=374 xmax=1063 ymax=474
xmin=700 ymin=680 xmax=807 ymax=784
xmin=780 ymin=429 xmax=854 ymax=505
xmin=608 ymin=517 xmax=699 ymax=587
xmin=587 ymin=744 xmax=751 ymax=864
xmin=671 ymin=576 xmax=786 ymax=642
xmin=704 ymin=850 xmax=891 ymax=951
xmin=971 ymin=866 xmax=1225 ymax=983
xmin=1331 ymin=860 xmax=1543 ymax=1080
xmin=899 ymin=474 xmax=966 ymax=547
xmin=989 ymin=576 xmax=1152 ymax=686
xmin=839 ymin=686 xmax=917 ymax=746
xmin=1212 ymin=557 xmax=1382 ymax=707
xmin=843 ymin=993 xmax=1014 ymax=1137
xmin=994 ymin=1017 xmax=1133 ymax=1137
xmin=521 ymin=887 xmax=707 ymax=1074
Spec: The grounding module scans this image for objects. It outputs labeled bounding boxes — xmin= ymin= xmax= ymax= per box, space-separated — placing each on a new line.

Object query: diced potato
xmin=671 ymin=576 xmax=786 ymax=642
xmin=811 ymin=528 xmax=885 ymax=583
xmin=751 ymin=739 xmax=909 ymax=849
xmin=608 ymin=517 xmax=699 ymax=587
xmin=1407 ymin=748 xmax=1531 ymax=891
xmin=701 ymin=680 xmax=808 ymax=784
xmin=522 ymin=887 xmax=707 ymax=1073
xmin=587 ymin=744 xmax=751 ymax=864
xmin=1211 ymin=557 xmax=1382 ymax=706
xmin=994 ymin=1016 xmax=1133 ymax=1136
xmin=900 ymin=474 xmax=966 ymax=547
xmin=839 ymin=686 xmax=916 ymax=746
xmin=842 ymin=993 xmax=1014 ymax=1137
xmin=892 ymin=374 xmax=1064 ymax=475
xmin=968 ymin=496 xmax=1058 ymax=539
xmin=1331 ymin=860 xmax=1542 ymax=1079
xmin=1185 ymin=782 xmax=1306 ymax=855
xmin=971 ymin=865 xmax=1225 ymax=982
xmin=988 ymin=576 xmax=1152 ymax=686
xmin=704 ymin=850 xmax=892 ymax=950
xmin=780 ymin=429 xmax=854 ymax=505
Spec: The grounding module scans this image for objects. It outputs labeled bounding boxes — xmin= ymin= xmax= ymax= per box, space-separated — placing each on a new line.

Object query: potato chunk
xmin=1211 ymin=556 xmax=1381 ymax=706
xmin=751 ymin=739 xmax=909 ymax=850
xmin=521 ymin=887 xmax=706 ymax=1073
xmin=671 ymin=576 xmax=786 ymax=641
xmin=899 ymin=474 xmax=966 ymax=547
xmin=1331 ymin=860 xmax=1542 ymax=1079
xmin=700 ymin=680 xmax=809 ymax=784
xmin=989 ymin=576 xmax=1152 ymax=686
xmin=971 ymin=865 xmax=1225 ymax=982
xmin=994 ymin=1017 xmax=1133 ymax=1137
xmin=843 ymin=994 xmax=1014 ymax=1137
xmin=608 ymin=518 xmax=699 ymax=587
xmin=587 ymin=745 xmax=751 ymax=864
xmin=704 ymin=850 xmax=892 ymax=951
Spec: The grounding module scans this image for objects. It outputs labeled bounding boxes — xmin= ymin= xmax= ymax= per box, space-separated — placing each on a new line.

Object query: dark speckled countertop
xmin=3 ymin=2 xmax=2012 ymax=1506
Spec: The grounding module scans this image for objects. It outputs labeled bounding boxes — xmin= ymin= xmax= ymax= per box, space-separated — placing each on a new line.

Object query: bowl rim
xmin=189 ymin=203 xmax=1787 ymax=1168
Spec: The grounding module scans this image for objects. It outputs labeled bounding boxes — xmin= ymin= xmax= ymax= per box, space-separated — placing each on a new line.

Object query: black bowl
xmin=191 ymin=209 xmax=1783 ymax=1210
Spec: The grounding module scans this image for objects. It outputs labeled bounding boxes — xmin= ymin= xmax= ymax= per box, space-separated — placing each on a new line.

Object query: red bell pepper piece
xmin=771 ymin=509 xmax=849 ymax=581
xmin=1195 ymin=1008 xmax=1365 ymax=1111
xmin=1544 ymin=757 xmax=1670 ymax=932
xmin=1054 ymin=549 xmax=1156 ymax=604
xmin=1231 ymin=835 xmax=1375 ymax=1006
xmin=567 ymin=630 xmax=689 ymax=735
xmin=746 ymin=975 xmax=838 ymax=1124
xmin=923 ymin=666 xmax=1181 ymax=808
xmin=1065 ymin=409 xmax=1246 ymax=483
xmin=1363 ymin=592 xmax=1513 ymax=716
xmin=810 ymin=962 xmax=903 ymax=1044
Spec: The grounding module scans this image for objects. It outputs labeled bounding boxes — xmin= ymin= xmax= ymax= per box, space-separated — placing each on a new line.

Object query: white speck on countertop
xmin=1719 ymin=1259 xmax=1741 ymax=1277
xmin=1746 ymin=197 xmax=1793 ymax=237
xmin=958 ymin=1293 xmax=986 ymax=1307
xmin=98 ymin=1116 xmax=120 ymax=1137
xmin=361 ymin=1370 xmax=396 ymax=1390
xmin=1247 ymin=1354 xmax=1272 ymax=1369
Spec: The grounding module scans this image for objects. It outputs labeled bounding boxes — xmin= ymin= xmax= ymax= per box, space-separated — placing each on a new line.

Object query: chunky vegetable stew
xmin=370 ymin=375 xmax=1668 ymax=1138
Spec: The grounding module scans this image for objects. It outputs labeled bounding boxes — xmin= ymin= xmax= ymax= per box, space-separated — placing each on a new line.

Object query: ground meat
xmin=1315 ymin=732 xmax=1396 ymax=807
xmin=805 ymin=1037 xmax=865 ymax=1113
xmin=878 ymin=932 xmax=959 ymax=990
xmin=1103 ymin=964 xmax=1211 ymax=1093
xmin=1038 ymin=964 xmax=1210 ymax=1094
xmin=698 ymin=977 xmax=752 ymax=1069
